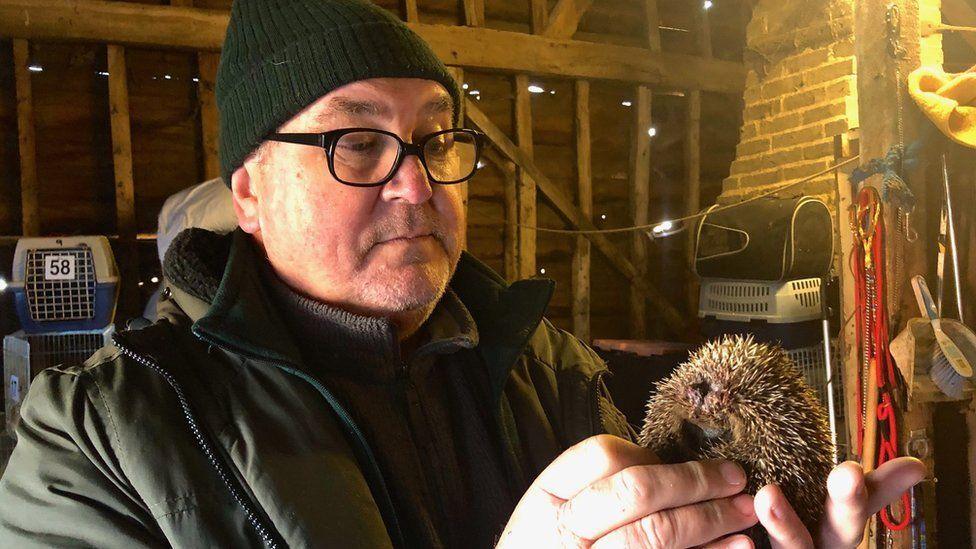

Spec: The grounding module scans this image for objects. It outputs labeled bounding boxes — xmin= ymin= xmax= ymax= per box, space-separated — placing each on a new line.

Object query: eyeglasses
xmin=266 ymin=127 xmax=487 ymax=187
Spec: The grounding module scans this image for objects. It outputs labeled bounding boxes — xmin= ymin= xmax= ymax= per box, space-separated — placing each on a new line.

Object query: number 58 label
xmin=44 ymin=255 xmax=76 ymax=280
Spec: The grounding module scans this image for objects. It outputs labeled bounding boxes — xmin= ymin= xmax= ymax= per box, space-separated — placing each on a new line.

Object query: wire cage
xmin=787 ymin=342 xmax=849 ymax=459
xmin=3 ymin=327 xmax=114 ymax=440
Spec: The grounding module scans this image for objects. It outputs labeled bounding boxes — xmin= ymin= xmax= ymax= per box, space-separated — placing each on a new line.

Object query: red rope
xmin=850 ymin=187 xmax=910 ymax=532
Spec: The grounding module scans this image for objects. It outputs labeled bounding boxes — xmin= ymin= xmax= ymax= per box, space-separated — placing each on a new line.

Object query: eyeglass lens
xmin=332 ymin=130 xmax=478 ymax=185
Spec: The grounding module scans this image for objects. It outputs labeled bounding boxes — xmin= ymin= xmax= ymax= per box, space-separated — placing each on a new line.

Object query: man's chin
xmin=359 ymin=263 xmax=451 ymax=313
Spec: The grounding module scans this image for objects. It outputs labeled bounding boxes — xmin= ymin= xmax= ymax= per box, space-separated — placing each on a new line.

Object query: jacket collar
xmin=164 ymin=229 xmax=554 ymax=399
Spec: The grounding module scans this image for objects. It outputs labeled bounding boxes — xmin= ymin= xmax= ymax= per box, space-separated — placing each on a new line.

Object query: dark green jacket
xmin=0 ymin=229 xmax=633 ymax=548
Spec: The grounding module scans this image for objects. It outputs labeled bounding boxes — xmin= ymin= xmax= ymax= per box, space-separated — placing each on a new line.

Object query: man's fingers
xmin=590 ymin=494 xmax=758 ymax=549
xmin=754 ymin=484 xmax=814 ymax=549
xmin=559 ymin=459 xmax=748 ymax=540
xmin=817 ymin=458 xmax=925 ymax=548
xmin=864 ymin=457 xmax=926 ymax=514
xmin=817 ymin=462 xmax=869 ymax=547
xmin=534 ymin=435 xmax=660 ymax=500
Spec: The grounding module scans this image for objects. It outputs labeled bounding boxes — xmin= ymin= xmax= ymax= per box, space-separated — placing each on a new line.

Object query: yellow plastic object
xmin=908 ymin=66 xmax=976 ymax=148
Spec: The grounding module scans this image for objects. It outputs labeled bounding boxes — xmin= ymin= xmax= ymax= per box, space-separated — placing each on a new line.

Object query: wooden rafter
xmin=465 ymin=99 xmax=688 ymax=334
xmin=0 ymin=0 xmax=746 ymax=94
xmin=542 ymin=0 xmax=593 ymax=40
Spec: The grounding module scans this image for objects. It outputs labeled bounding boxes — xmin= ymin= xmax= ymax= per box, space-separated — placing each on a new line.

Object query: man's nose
xmin=381 ymin=154 xmax=433 ymax=204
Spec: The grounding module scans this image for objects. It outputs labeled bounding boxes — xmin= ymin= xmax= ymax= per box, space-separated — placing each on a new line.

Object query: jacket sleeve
xmin=0 ymin=366 xmax=164 ymax=547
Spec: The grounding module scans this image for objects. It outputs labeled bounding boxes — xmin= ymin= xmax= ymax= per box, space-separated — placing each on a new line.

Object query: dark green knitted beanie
xmin=216 ymin=0 xmax=463 ymax=187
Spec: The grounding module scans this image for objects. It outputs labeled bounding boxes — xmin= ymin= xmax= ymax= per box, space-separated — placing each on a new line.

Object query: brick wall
xmin=721 ymin=0 xmax=859 ymax=199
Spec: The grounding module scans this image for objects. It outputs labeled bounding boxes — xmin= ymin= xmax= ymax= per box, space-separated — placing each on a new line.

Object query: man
xmin=143 ymin=176 xmax=237 ymax=321
xmin=0 ymin=0 xmax=923 ymax=547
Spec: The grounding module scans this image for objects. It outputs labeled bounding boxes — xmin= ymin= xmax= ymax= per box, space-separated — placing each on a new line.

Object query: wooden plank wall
xmin=0 ymin=0 xmax=746 ymax=338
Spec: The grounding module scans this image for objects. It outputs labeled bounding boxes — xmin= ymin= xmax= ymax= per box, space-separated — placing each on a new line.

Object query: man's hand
xmin=753 ymin=457 xmax=927 ymax=549
xmin=496 ymin=435 xmax=759 ymax=549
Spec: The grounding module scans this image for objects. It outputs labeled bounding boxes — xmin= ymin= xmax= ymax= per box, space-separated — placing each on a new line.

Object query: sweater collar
xmin=258 ymin=257 xmax=479 ymax=382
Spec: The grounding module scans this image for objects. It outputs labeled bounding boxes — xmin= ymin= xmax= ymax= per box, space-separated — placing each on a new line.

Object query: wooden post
xmin=447 ymin=66 xmax=468 ymax=250
xmin=834 ymin=134 xmax=859 ymax=460
xmin=13 ymin=39 xmax=40 ymax=236
xmin=685 ymin=89 xmax=702 ymax=314
xmin=171 ymin=0 xmax=219 ymax=182
xmin=694 ymin=1 xmax=713 ymax=59
xmin=514 ymin=74 xmax=537 ymax=280
xmin=630 ymin=85 xmax=652 ymax=339
xmin=530 ymin=0 xmax=549 ymax=34
xmin=462 ymin=0 xmax=484 ymax=27
xmin=644 ymin=0 xmax=662 ymax=51
xmin=197 ymin=53 xmax=220 ymax=181
xmin=107 ymin=45 xmax=140 ymax=319
xmin=686 ymin=0 xmax=707 ymax=317
xmin=854 ymin=1 xmax=932 ymax=547
xmin=403 ymin=0 xmax=419 ymax=23
xmin=573 ymin=80 xmax=592 ymax=342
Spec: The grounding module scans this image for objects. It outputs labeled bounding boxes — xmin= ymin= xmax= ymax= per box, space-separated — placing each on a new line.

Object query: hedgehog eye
xmin=692 ymin=381 xmax=710 ymax=399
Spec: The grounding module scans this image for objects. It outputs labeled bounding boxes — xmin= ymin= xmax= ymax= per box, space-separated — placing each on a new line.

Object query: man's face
xmin=232 ymin=78 xmax=465 ymax=320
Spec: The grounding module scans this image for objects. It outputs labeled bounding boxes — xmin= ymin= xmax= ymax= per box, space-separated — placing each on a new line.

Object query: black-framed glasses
xmin=266 ymin=127 xmax=487 ymax=187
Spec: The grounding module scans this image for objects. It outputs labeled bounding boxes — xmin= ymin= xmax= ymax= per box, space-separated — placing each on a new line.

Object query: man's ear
xmin=231 ymin=164 xmax=261 ymax=234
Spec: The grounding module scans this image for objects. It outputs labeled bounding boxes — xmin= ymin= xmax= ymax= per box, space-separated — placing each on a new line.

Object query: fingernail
xmin=721 ymin=461 xmax=746 ymax=485
xmin=732 ymin=494 xmax=755 ymax=516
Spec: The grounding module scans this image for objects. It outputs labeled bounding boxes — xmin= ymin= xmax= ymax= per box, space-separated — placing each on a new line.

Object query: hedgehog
xmin=639 ymin=334 xmax=834 ymax=545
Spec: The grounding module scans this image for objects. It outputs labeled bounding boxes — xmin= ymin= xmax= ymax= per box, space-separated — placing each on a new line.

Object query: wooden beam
xmin=573 ymin=79 xmax=592 ymax=342
xmin=465 ymin=99 xmax=688 ymax=334
xmin=644 ymin=0 xmax=662 ymax=52
xmin=198 ymin=53 xmax=221 ymax=180
xmin=404 ymin=0 xmax=419 ymax=23
xmin=514 ymin=74 xmax=537 ymax=280
xmin=462 ymin=0 xmax=484 ymax=27
xmin=530 ymin=0 xmax=549 ymax=34
xmin=107 ymin=44 xmax=140 ymax=318
xmin=12 ymin=39 xmax=39 ymax=236
xmin=542 ymin=0 xmax=593 ymax=40
xmin=0 ymin=0 xmax=746 ymax=94
xmin=685 ymin=89 xmax=701 ymax=313
xmin=630 ymin=86 xmax=652 ymax=339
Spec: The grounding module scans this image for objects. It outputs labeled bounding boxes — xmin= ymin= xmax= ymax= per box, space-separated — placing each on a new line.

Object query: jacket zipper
xmin=112 ymin=333 xmax=285 ymax=549
xmin=191 ymin=329 xmax=406 ymax=549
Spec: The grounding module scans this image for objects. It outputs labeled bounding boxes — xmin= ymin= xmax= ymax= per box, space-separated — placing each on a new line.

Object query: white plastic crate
xmin=699 ymin=277 xmax=822 ymax=323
